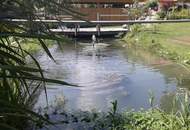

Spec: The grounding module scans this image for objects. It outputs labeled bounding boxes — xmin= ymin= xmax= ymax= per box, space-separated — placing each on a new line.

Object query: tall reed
xmin=0 ymin=0 xmax=80 ymax=129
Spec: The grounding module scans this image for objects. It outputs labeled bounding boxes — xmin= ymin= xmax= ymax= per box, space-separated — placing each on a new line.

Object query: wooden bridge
xmin=50 ymin=27 xmax=128 ymax=37
xmin=2 ymin=19 xmax=190 ymax=37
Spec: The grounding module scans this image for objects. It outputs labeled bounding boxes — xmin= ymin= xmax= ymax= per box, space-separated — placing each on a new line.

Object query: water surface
xmin=35 ymin=39 xmax=190 ymax=112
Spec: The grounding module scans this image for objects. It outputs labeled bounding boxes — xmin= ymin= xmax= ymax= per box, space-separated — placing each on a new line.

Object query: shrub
xmin=167 ymin=9 xmax=190 ymax=19
xmin=157 ymin=11 xmax=167 ymax=19
xmin=145 ymin=0 xmax=159 ymax=10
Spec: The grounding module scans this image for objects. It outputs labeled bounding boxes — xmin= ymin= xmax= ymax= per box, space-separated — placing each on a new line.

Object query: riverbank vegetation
xmin=124 ymin=23 xmax=190 ymax=67
xmin=20 ymin=38 xmax=71 ymax=54
xmin=42 ymin=91 xmax=190 ymax=130
xmin=0 ymin=0 xmax=77 ymax=129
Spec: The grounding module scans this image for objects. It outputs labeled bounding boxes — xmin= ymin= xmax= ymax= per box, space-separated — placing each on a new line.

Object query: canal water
xmin=35 ymin=39 xmax=190 ymax=112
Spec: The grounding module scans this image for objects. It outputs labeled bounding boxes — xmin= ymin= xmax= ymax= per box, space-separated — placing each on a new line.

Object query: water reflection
xmin=35 ymin=39 xmax=190 ymax=112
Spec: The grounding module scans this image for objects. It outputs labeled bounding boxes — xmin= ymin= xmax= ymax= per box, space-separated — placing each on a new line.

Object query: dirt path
xmin=169 ymin=36 xmax=190 ymax=46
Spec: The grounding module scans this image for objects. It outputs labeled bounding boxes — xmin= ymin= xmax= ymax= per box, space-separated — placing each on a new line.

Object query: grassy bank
xmin=41 ymin=92 xmax=190 ymax=130
xmin=20 ymin=39 xmax=55 ymax=53
xmin=123 ymin=23 xmax=190 ymax=67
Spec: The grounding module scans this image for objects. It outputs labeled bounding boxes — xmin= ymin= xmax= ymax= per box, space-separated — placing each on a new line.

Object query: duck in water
xmin=92 ymin=34 xmax=96 ymax=47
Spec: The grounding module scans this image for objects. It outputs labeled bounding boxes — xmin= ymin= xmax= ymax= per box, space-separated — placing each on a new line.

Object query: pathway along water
xmin=35 ymin=39 xmax=190 ymax=112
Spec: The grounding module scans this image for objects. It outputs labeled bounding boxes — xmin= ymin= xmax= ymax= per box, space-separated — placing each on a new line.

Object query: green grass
xmin=124 ymin=23 xmax=190 ymax=66
xmin=20 ymin=39 xmax=55 ymax=53
xmin=19 ymin=38 xmax=71 ymax=54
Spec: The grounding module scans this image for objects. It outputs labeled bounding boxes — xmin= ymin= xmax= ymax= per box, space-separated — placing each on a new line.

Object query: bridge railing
xmin=3 ymin=19 xmax=190 ymax=25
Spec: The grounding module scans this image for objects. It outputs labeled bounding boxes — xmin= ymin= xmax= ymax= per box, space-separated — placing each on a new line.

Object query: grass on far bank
xmin=19 ymin=36 xmax=71 ymax=54
xmin=123 ymin=23 xmax=190 ymax=67
xmin=20 ymin=39 xmax=55 ymax=53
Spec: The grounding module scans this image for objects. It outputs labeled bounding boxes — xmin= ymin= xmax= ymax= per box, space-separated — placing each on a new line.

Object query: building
xmin=159 ymin=0 xmax=177 ymax=9
xmin=72 ymin=0 xmax=146 ymax=20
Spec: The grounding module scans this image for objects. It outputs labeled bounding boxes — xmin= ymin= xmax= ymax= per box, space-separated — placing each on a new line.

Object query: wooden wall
xmin=78 ymin=8 xmax=128 ymax=20
xmin=69 ymin=0 xmax=147 ymax=20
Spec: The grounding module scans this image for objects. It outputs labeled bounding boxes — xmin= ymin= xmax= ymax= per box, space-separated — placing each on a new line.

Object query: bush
xmin=145 ymin=0 xmax=158 ymax=10
xmin=157 ymin=11 xmax=167 ymax=19
xmin=167 ymin=9 xmax=190 ymax=19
